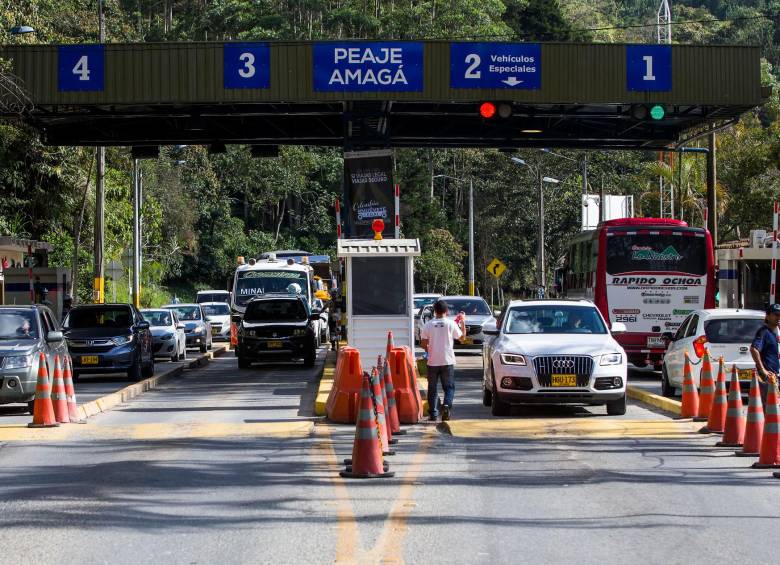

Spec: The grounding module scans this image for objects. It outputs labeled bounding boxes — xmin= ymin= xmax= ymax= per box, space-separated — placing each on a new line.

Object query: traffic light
xmin=479 ymin=102 xmax=513 ymax=119
xmin=630 ymin=104 xmax=667 ymax=121
xmin=649 ymin=104 xmax=665 ymax=120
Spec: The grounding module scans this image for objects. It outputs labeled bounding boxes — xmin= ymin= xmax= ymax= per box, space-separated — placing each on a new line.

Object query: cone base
xmin=27 ymin=422 xmax=59 ymax=428
xmin=735 ymin=451 xmax=759 ymax=457
xmin=340 ymin=470 xmax=395 ymax=479
xmin=388 ymin=438 xmax=399 ymax=445
xmin=343 ymin=459 xmax=389 ymax=471
xmin=392 ymin=429 xmax=407 ymax=435
xmin=675 ymin=416 xmax=694 ymax=421
xmin=715 ymin=441 xmax=743 ymax=447
xmin=751 ymin=462 xmax=780 ymax=469
xmin=383 ymin=450 xmax=396 ymax=456
xmin=693 ymin=416 xmax=709 ymax=422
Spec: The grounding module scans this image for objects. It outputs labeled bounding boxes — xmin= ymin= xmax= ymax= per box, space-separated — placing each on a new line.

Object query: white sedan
xmin=661 ymin=308 xmax=765 ymax=397
xmin=483 ymin=300 xmax=628 ymax=416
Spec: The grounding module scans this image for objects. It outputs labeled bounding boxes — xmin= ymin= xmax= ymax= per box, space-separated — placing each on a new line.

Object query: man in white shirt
xmin=420 ymin=300 xmax=464 ymax=421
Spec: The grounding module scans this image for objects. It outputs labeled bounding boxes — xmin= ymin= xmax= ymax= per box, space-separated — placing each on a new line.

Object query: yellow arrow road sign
xmin=487 ymin=258 xmax=506 ymax=278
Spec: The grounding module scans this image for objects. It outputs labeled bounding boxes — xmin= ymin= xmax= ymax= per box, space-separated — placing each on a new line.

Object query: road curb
xmin=314 ymin=348 xmax=337 ymax=416
xmin=76 ymin=345 xmax=228 ymax=421
xmin=627 ymin=385 xmax=682 ymax=416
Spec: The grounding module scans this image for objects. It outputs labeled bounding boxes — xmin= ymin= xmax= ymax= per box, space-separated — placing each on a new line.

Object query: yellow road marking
xmin=0 ymin=421 xmax=313 ymax=442
xmin=444 ymin=418 xmax=703 ymax=439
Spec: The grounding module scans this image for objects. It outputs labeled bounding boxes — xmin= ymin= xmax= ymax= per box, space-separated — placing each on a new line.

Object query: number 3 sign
xmin=58 ymin=45 xmax=104 ymax=91
xmin=223 ymin=43 xmax=270 ymax=89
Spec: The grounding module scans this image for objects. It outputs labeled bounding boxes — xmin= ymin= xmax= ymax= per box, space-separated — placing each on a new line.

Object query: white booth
xmin=337 ymin=238 xmax=421 ymax=364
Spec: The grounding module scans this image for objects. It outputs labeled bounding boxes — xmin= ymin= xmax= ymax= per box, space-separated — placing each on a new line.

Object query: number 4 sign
xmin=58 ymin=45 xmax=105 ymax=92
xmin=626 ymin=45 xmax=671 ymax=92
xmin=223 ymin=43 xmax=270 ymax=89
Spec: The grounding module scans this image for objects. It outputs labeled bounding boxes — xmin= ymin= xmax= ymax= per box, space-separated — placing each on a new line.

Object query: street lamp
xmin=510 ymin=157 xmax=560 ymax=290
xmin=432 ymin=174 xmax=476 ymax=296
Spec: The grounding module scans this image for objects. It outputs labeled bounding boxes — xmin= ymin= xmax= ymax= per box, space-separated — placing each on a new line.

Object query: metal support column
xmin=706 ymin=132 xmax=718 ymax=247
xmin=468 ymin=178 xmax=475 ymax=296
xmin=538 ymin=175 xmax=546 ymax=289
xmin=93 ymin=0 xmax=106 ymax=303
xmin=132 ymin=159 xmax=141 ymax=308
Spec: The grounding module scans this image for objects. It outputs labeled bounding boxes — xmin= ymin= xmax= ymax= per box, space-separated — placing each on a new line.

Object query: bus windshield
xmin=235 ymin=270 xmax=309 ymax=306
xmin=606 ymin=232 xmax=706 ymax=276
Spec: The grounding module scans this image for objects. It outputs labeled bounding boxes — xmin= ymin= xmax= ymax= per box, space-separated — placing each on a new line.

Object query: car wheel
xmin=238 ymin=355 xmax=251 ymax=369
xmin=490 ymin=369 xmax=510 ymax=416
xmin=72 ymin=371 xmax=80 ymax=383
xmin=27 ymin=400 xmax=35 ymax=414
xmin=661 ymin=365 xmax=676 ymax=398
xmin=200 ymin=342 xmax=207 ymax=353
xmin=127 ymin=359 xmax=142 ymax=381
xmin=141 ymin=357 xmax=154 ymax=379
xmin=171 ymin=350 xmax=179 ymax=362
xmin=208 ymin=337 xmax=213 ymax=351
xmin=606 ymin=394 xmax=627 ymax=416
xmin=304 ymin=348 xmax=316 ymax=367
xmin=482 ymin=385 xmax=492 ymax=407
xmin=180 ymin=347 xmax=186 ymax=361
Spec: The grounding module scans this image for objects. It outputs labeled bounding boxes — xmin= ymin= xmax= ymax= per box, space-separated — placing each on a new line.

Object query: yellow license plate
xmin=267 ymin=340 xmax=283 ymax=349
xmin=211 ymin=327 xmax=219 ymax=335
xmin=738 ymin=369 xmax=754 ymax=381
xmin=81 ymin=355 xmax=99 ymax=365
xmin=461 ymin=337 xmax=474 ymax=345
xmin=551 ymin=374 xmax=577 ymax=387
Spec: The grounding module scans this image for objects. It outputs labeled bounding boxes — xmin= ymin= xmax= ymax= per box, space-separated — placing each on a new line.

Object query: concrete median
xmin=627 ymin=385 xmax=682 ymax=416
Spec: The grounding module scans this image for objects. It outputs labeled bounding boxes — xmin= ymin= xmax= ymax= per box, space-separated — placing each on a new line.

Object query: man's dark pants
xmin=427 ymin=364 xmax=455 ymax=417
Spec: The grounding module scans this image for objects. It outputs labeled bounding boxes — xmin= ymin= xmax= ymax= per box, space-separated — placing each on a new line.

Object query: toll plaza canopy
xmin=0 ymin=41 xmax=766 ymax=149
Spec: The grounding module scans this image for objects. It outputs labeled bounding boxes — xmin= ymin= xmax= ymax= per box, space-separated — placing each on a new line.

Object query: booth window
xmin=352 ymin=257 xmax=407 ymax=315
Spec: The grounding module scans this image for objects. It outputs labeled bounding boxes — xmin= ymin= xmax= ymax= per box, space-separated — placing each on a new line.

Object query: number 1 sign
xmin=223 ymin=43 xmax=270 ymax=89
xmin=58 ymin=45 xmax=105 ymax=92
xmin=626 ymin=45 xmax=671 ymax=92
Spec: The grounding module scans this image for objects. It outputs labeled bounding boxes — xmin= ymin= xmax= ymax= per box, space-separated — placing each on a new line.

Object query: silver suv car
xmin=0 ymin=305 xmax=69 ymax=413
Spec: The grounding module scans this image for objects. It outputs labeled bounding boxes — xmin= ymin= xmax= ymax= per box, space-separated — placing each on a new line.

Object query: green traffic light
xmin=650 ymin=105 xmax=665 ymax=120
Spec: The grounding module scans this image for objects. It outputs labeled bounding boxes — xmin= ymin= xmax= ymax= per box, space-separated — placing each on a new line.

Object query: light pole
xmin=432 ymin=174 xmax=476 ymax=296
xmin=511 ymin=157 xmax=559 ymax=290
xmin=94 ymin=0 xmax=106 ymax=303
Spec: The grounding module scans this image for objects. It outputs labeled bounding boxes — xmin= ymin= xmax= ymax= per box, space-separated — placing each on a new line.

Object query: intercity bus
xmin=563 ymin=218 xmax=716 ymax=369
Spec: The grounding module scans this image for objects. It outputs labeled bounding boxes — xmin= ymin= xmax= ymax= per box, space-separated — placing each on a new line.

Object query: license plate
xmin=551 ymin=374 xmax=577 ymax=387
xmin=647 ymin=337 xmax=665 ymax=348
xmin=267 ymin=340 xmax=283 ymax=349
xmin=738 ymin=369 xmax=754 ymax=381
xmin=461 ymin=337 xmax=474 ymax=345
xmin=81 ymin=355 xmax=99 ymax=365
xmin=211 ymin=326 xmax=219 ymax=335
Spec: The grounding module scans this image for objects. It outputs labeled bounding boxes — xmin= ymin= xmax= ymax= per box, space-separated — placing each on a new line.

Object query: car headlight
xmin=3 ymin=354 xmax=33 ymax=369
xmin=162 ymin=333 xmax=174 ymax=340
xmin=194 ymin=326 xmax=205 ymax=335
xmin=293 ymin=328 xmax=307 ymax=336
xmin=600 ymin=353 xmax=623 ymax=366
xmin=500 ymin=353 xmax=526 ymax=366
xmin=112 ymin=335 xmax=134 ymax=346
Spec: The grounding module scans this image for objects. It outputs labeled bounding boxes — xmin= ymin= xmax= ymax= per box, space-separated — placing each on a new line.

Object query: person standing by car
xmin=750 ymin=303 xmax=780 ymax=402
xmin=420 ymin=300 xmax=463 ymax=422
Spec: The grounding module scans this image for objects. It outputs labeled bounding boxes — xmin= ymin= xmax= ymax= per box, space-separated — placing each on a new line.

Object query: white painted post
xmin=394 ymin=184 xmax=400 ymax=239
xmin=335 ymin=197 xmax=342 ymax=239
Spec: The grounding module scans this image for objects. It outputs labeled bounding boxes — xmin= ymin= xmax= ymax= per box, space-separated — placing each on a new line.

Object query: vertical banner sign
xmin=223 ymin=43 xmax=270 ymax=89
xmin=58 ymin=45 xmax=105 ymax=91
xmin=313 ymin=42 xmax=423 ymax=92
xmin=450 ymin=43 xmax=541 ymax=89
xmin=626 ymin=45 xmax=672 ymax=91
xmin=344 ymin=150 xmax=396 ymax=238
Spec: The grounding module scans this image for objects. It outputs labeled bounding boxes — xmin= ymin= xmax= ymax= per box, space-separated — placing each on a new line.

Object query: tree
xmin=415 ymin=229 xmax=466 ymax=294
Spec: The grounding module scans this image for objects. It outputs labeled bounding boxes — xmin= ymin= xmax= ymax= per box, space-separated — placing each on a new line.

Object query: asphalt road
xmin=1 ymin=350 xmax=778 ymax=564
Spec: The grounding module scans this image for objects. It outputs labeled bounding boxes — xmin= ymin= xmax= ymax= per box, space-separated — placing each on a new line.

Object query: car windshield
xmin=197 ymin=293 xmax=229 ymax=304
xmin=66 ymin=307 xmax=133 ymax=329
xmin=165 ymin=305 xmax=201 ymax=321
xmin=203 ymin=304 xmax=230 ymax=316
xmin=704 ymin=318 xmax=764 ymax=343
xmin=414 ymin=297 xmax=438 ymax=309
xmin=505 ymin=306 xmax=607 ymax=335
xmin=142 ymin=310 xmax=173 ymax=327
xmin=443 ymin=298 xmax=491 ymax=316
xmin=235 ymin=270 xmax=309 ymax=306
xmin=0 ymin=310 xmax=39 ymax=340
xmin=244 ymin=300 xmax=307 ymax=322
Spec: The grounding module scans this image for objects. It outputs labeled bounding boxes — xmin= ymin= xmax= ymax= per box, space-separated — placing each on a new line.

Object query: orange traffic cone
xmin=63 ymin=356 xmax=85 ymax=424
xmin=340 ymin=372 xmax=393 ymax=479
xmin=736 ymin=371 xmax=764 ymax=457
xmin=702 ymin=358 xmax=728 ymax=434
xmin=753 ymin=378 xmax=780 ymax=469
xmin=50 ymin=355 xmax=70 ymax=424
xmin=386 ymin=331 xmax=394 ymax=362
xmin=716 ymin=365 xmax=745 ymax=447
xmin=370 ymin=367 xmax=395 ymax=455
xmin=377 ymin=355 xmax=397 ymax=445
xmin=383 ymin=357 xmax=404 ymax=435
xmin=679 ymin=352 xmax=699 ymax=419
xmin=695 ymin=351 xmax=715 ymax=422
xmin=28 ymin=353 xmax=58 ymax=428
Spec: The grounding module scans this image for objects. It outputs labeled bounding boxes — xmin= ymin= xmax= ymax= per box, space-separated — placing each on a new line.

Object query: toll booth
xmin=337 ymin=238 xmax=421 ymax=363
xmin=1 ymin=267 xmax=71 ymax=320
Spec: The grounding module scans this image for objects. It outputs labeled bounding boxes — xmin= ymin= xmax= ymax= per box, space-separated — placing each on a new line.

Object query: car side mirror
xmin=46 ymin=331 xmax=64 ymax=342
xmin=662 ymin=331 xmax=675 ymax=342
xmin=135 ymin=321 xmax=150 ymax=331
xmin=611 ymin=322 xmax=627 ymax=335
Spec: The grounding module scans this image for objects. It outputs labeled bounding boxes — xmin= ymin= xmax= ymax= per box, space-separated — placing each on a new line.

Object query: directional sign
xmin=223 ymin=43 xmax=270 ymax=89
xmin=626 ymin=44 xmax=672 ymax=92
xmin=487 ymin=258 xmax=507 ymax=279
xmin=58 ymin=45 xmax=104 ymax=91
xmin=313 ymin=42 xmax=423 ymax=92
xmin=450 ymin=43 xmax=541 ymax=90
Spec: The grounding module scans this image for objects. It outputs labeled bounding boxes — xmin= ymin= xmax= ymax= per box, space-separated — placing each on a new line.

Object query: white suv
xmin=483 ymin=300 xmax=628 ymax=416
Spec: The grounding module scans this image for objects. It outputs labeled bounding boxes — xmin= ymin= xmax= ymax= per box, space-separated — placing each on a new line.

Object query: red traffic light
xmin=479 ymin=102 xmax=496 ymax=119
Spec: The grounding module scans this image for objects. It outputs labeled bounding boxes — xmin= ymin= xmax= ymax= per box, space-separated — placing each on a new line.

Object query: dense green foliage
xmin=2 ymin=1 xmax=780 ymax=304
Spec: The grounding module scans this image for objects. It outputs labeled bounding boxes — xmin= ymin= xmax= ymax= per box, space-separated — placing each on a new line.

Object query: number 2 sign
xmin=626 ymin=45 xmax=671 ymax=92
xmin=223 ymin=43 xmax=270 ymax=89
xmin=58 ymin=45 xmax=105 ymax=92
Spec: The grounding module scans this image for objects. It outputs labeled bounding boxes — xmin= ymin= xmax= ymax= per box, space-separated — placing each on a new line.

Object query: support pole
xmin=468 ymin=178 xmax=475 ymax=296
xmin=706 ymin=132 xmax=718 ymax=247
xmin=93 ymin=0 xmax=106 ymax=303
xmin=132 ymin=159 xmax=141 ymax=308
xmin=538 ymin=175 xmax=546 ymax=289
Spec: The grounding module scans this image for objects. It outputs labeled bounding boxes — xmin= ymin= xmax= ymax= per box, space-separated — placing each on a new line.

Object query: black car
xmin=64 ymin=304 xmax=154 ymax=381
xmin=237 ymin=295 xmax=319 ymax=368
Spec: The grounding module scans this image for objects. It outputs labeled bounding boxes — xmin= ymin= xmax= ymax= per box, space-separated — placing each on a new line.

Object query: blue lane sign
xmin=450 ymin=43 xmax=541 ymax=89
xmin=626 ymin=45 xmax=671 ymax=92
xmin=313 ymin=42 xmax=423 ymax=92
xmin=58 ymin=45 xmax=104 ymax=92
xmin=224 ymin=43 xmax=270 ymax=89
